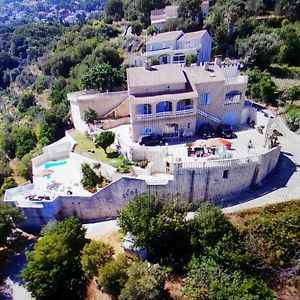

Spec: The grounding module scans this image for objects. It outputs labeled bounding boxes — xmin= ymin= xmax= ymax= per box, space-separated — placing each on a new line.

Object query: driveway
xmin=220 ymin=115 xmax=300 ymax=213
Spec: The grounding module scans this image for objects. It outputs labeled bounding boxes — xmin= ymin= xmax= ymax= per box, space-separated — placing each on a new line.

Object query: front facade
xmin=150 ymin=5 xmax=178 ymax=30
xmin=128 ymin=30 xmax=212 ymax=67
xmin=127 ymin=63 xmax=248 ymax=142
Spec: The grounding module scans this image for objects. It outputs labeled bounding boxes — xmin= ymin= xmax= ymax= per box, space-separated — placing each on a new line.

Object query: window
xmin=223 ymin=170 xmax=229 ymax=179
xmin=201 ymin=93 xmax=211 ymax=105
xmin=167 ymin=85 xmax=171 ymax=90
xmin=187 ymin=122 xmax=191 ymax=129
xmin=144 ymin=128 xmax=152 ymax=134
xmin=225 ymin=91 xmax=241 ymax=103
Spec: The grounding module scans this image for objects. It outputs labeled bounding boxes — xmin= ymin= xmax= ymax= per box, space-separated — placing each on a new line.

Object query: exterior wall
xmin=132 ymin=114 xmax=197 ymax=141
xmin=146 ymin=39 xmax=178 ymax=52
xmin=198 ymin=32 xmax=212 ymax=63
xmin=68 ymin=91 xmax=129 ymax=133
xmin=11 ymin=146 xmax=280 ymax=229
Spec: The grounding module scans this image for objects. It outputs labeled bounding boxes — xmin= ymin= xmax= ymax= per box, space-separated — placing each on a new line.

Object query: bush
xmin=150 ymin=57 xmax=160 ymax=66
xmin=83 ymin=107 xmax=98 ymax=124
xmin=119 ymin=262 xmax=169 ymax=300
xmin=184 ymin=258 xmax=275 ymax=300
xmin=81 ymin=163 xmax=103 ymax=193
xmin=98 ymin=254 xmax=130 ymax=298
xmin=131 ymin=21 xmax=143 ymax=36
xmin=95 ymin=131 xmax=115 ymax=154
xmin=1 ymin=177 xmax=17 ymax=195
xmin=21 ymin=217 xmax=87 ymax=300
xmin=185 ymin=53 xmax=198 ymax=67
xmin=81 ymin=240 xmax=114 ymax=279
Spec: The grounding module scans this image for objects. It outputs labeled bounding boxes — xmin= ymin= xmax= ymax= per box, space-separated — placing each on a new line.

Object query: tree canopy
xmin=21 ymin=217 xmax=87 ymax=300
xmin=95 ymin=131 xmax=115 ymax=154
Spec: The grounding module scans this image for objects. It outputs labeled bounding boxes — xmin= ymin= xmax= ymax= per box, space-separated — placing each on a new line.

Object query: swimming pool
xmin=44 ymin=160 xmax=68 ymax=179
xmin=44 ymin=160 xmax=67 ymax=169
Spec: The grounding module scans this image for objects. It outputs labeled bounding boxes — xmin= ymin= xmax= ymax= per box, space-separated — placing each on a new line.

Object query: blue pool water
xmin=44 ymin=160 xmax=67 ymax=180
xmin=44 ymin=160 xmax=67 ymax=169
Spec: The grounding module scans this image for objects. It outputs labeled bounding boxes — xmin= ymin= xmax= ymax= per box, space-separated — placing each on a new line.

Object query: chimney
xmin=144 ymin=59 xmax=152 ymax=70
xmin=214 ymin=55 xmax=222 ymax=66
xmin=203 ymin=62 xmax=209 ymax=71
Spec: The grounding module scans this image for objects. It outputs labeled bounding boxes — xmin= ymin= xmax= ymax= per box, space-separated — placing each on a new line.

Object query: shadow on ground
xmin=214 ymin=153 xmax=297 ymax=208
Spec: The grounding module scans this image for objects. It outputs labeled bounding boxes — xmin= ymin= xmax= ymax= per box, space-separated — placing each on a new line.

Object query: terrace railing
xmin=174 ymin=155 xmax=260 ymax=170
xmin=135 ymin=113 xmax=153 ymax=120
xmin=156 ymin=111 xmax=173 ymax=118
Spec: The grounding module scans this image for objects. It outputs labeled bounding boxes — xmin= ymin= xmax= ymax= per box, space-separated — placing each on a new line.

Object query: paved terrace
xmin=221 ymin=115 xmax=300 ymax=213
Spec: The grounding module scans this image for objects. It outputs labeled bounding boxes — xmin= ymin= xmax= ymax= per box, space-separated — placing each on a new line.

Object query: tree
xmin=0 ymin=201 xmax=24 ymax=247
xmin=1 ymin=177 xmax=17 ymax=195
xmin=81 ymin=240 xmax=114 ymax=279
xmin=21 ymin=217 xmax=87 ymax=300
xmin=83 ymin=107 xmax=98 ymax=124
xmin=237 ymin=33 xmax=280 ymax=69
xmin=246 ymin=68 xmax=277 ymax=104
xmin=185 ymin=53 xmax=198 ymax=67
xmin=44 ymin=51 xmax=74 ymax=77
xmin=98 ymin=254 xmax=131 ymax=298
xmin=147 ymin=25 xmax=157 ymax=36
xmin=184 ymin=257 xmax=275 ymax=300
xmin=16 ymin=151 xmax=34 ymax=181
xmin=177 ymin=0 xmax=203 ymax=32
xmin=118 ymin=195 xmax=191 ymax=266
xmin=277 ymin=25 xmax=300 ymax=66
xmin=95 ymin=131 xmax=115 ymax=154
xmin=106 ymin=0 xmax=124 ymax=21
xmin=81 ymin=63 xmax=123 ymax=92
xmin=119 ymin=262 xmax=169 ymax=300
xmin=131 ymin=21 xmax=143 ymax=36
xmin=15 ymin=127 xmax=37 ymax=159
xmin=19 ymin=92 xmax=35 ymax=112
xmin=81 ymin=163 xmax=103 ymax=193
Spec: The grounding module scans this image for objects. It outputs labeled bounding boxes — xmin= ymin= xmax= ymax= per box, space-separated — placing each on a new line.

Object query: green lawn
xmin=69 ymin=130 xmax=120 ymax=166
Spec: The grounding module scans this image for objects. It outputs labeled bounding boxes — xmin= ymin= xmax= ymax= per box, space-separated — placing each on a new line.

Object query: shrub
xmin=83 ymin=107 xmax=98 ymax=124
xmin=81 ymin=240 xmax=114 ymax=279
xmin=98 ymin=254 xmax=130 ymax=298
xmin=81 ymin=163 xmax=103 ymax=192
xmin=95 ymin=131 xmax=115 ymax=154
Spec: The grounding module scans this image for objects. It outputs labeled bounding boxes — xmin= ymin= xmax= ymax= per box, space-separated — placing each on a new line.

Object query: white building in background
xmin=128 ymin=30 xmax=212 ymax=67
xmin=150 ymin=2 xmax=210 ymax=30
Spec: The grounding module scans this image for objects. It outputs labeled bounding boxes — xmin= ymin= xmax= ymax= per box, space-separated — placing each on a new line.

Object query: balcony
xmin=135 ymin=113 xmax=153 ymax=120
xmin=176 ymin=104 xmax=194 ymax=115
xmin=156 ymin=111 xmax=173 ymax=118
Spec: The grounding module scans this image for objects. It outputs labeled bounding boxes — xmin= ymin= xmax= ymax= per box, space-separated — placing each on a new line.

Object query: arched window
xmin=136 ymin=104 xmax=152 ymax=115
xmin=225 ymin=90 xmax=241 ymax=103
xmin=156 ymin=101 xmax=172 ymax=113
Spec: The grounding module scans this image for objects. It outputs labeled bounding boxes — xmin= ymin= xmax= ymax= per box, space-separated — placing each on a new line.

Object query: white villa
xmin=128 ymin=30 xmax=212 ymax=67
xmin=4 ymin=58 xmax=281 ymax=229
xmin=150 ymin=2 xmax=210 ymax=30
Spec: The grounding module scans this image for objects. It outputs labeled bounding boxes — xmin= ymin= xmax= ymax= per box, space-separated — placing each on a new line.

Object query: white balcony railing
xmin=135 ymin=113 xmax=153 ymax=120
xmin=225 ymin=75 xmax=248 ymax=85
xmin=156 ymin=111 xmax=173 ymax=118
xmin=176 ymin=108 xmax=194 ymax=115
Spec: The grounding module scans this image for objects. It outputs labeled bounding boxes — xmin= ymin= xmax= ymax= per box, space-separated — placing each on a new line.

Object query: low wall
xmin=9 ymin=146 xmax=281 ymax=228
xmin=102 ymin=117 xmax=130 ymax=130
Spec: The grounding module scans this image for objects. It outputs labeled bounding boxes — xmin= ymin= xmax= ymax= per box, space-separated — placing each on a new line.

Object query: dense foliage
xmin=81 ymin=163 xmax=103 ymax=192
xmin=81 ymin=240 xmax=114 ymax=279
xmin=0 ymin=200 xmax=24 ymax=246
xmin=95 ymin=131 xmax=115 ymax=153
xmin=119 ymin=262 xmax=169 ymax=300
xmin=21 ymin=217 xmax=87 ymax=300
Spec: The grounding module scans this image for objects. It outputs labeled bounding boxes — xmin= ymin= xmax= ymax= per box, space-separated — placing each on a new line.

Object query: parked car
xmin=216 ymin=124 xmax=234 ymax=138
xmin=198 ymin=123 xmax=215 ymax=139
xmin=123 ymin=232 xmax=147 ymax=260
xmin=138 ymin=134 xmax=165 ymax=146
